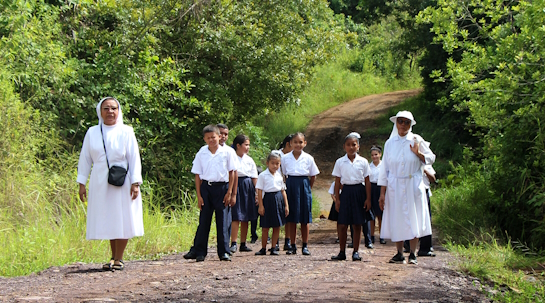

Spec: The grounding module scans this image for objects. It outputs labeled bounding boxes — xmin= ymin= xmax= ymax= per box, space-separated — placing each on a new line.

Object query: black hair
xmin=267 ymin=151 xmax=282 ymax=162
xmin=233 ymin=134 xmax=249 ymax=151
xmin=370 ymin=145 xmax=382 ymax=153
xmin=290 ymin=132 xmax=305 ymax=142
xmin=279 ymin=134 xmax=294 ymax=149
xmin=217 ymin=123 xmax=228 ymax=130
xmin=203 ymin=124 xmax=220 ymax=136
xmin=344 ymin=132 xmax=360 ymax=144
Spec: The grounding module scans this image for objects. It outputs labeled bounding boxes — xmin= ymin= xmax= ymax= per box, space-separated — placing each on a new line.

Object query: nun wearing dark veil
xmin=77 ymin=97 xmax=143 ymax=271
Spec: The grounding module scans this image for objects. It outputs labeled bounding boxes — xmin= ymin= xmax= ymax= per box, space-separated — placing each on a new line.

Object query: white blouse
xmin=281 ymin=151 xmax=320 ymax=177
xmin=256 ymin=169 xmax=285 ymax=194
xmin=331 ymin=154 xmax=370 ymax=185
xmin=192 ymin=145 xmax=237 ymax=182
xmin=236 ymin=154 xmax=258 ymax=178
xmin=369 ymin=161 xmax=382 ymax=183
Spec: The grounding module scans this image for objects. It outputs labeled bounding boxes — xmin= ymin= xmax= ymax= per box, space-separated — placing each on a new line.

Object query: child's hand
xmin=255 ymin=194 xmax=259 ymax=204
xmin=335 ymin=201 xmax=340 ymax=212
xmin=197 ymin=196 xmax=204 ymax=210
xmin=285 ymin=206 xmax=289 ymax=217
xmin=230 ymin=195 xmax=236 ymax=207
xmin=379 ymin=194 xmax=385 ymax=211
xmin=258 ymin=205 xmax=265 ymax=216
xmin=223 ymin=192 xmax=230 ymax=207
xmin=364 ymin=199 xmax=371 ymax=211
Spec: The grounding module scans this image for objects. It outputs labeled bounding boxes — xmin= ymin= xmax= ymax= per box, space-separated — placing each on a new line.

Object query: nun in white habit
xmin=77 ymin=97 xmax=143 ymax=271
xmin=378 ymin=111 xmax=435 ymax=265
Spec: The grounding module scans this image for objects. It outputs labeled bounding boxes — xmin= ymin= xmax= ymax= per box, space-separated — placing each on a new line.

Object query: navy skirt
xmin=328 ymin=201 xmax=338 ymax=221
xmin=260 ymin=191 xmax=286 ymax=228
xmin=232 ymin=177 xmax=258 ymax=222
xmin=285 ymin=176 xmax=312 ymax=224
xmin=338 ymin=184 xmax=372 ymax=225
xmin=370 ymin=182 xmax=382 ymax=217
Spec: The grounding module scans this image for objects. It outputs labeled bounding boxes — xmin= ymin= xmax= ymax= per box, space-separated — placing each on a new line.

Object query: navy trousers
xmin=192 ymin=182 xmax=231 ymax=257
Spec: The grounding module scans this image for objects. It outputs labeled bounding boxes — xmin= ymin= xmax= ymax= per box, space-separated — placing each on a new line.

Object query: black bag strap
xmin=100 ymin=124 xmax=111 ymax=169
xmin=100 ymin=124 xmax=129 ymax=171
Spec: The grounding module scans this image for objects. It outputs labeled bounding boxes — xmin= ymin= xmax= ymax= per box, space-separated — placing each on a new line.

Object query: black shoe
xmin=403 ymin=241 xmax=410 ymax=253
xmin=255 ymin=248 xmax=267 ymax=255
xmin=219 ymin=253 xmax=231 ymax=261
xmin=287 ymin=245 xmax=297 ymax=255
xmin=335 ymin=238 xmax=340 ymax=244
xmin=250 ymin=237 xmax=258 ymax=244
xmin=283 ymin=243 xmax=291 ymax=251
xmin=229 ymin=243 xmax=237 ymax=254
xmin=417 ymin=250 xmax=436 ymax=257
xmin=267 ymin=237 xmax=271 ymax=244
xmin=331 ymin=251 xmax=346 ymax=261
xmin=240 ymin=244 xmax=252 ymax=252
xmin=302 ymin=247 xmax=311 ymax=255
xmin=379 ymin=238 xmax=387 ymax=244
xmin=352 ymin=251 xmax=362 ymax=261
xmin=196 ymin=255 xmax=205 ymax=262
xmin=347 ymin=242 xmax=353 ymax=248
xmin=183 ymin=251 xmax=197 ymax=259
xmin=365 ymin=243 xmax=374 ymax=249
xmin=371 ymin=236 xmax=375 ymax=244
xmin=389 ymin=252 xmax=406 ymax=264
xmin=408 ymin=253 xmax=418 ymax=265
xmin=270 ymin=248 xmax=279 ymax=256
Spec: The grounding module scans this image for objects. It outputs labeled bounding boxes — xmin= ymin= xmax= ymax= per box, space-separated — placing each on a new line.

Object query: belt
xmin=202 ymin=180 xmax=228 ymax=186
xmin=286 ymin=175 xmax=308 ymax=178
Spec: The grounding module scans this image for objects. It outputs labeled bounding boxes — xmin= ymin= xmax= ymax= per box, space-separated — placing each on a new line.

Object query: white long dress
xmin=77 ymin=123 xmax=144 ymax=240
xmin=378 ymin=132 xmax=435 ymax=242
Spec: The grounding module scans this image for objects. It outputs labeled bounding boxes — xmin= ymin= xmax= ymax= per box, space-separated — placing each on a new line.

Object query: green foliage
xmin=419 ymin=0 xmax=545 ymax=248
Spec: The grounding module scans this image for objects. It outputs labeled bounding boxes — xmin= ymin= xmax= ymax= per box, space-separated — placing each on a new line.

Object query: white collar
xmin=340 ymin=153 xmax=362 ymax=163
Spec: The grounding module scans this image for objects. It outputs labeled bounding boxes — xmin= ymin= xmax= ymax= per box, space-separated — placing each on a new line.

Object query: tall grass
xmin=257 ymin=49 xmax=421 ymax=147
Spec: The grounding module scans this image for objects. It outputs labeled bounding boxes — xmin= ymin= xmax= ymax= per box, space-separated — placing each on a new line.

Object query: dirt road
xmin=0 ymin=90 xmax=488 ymax=302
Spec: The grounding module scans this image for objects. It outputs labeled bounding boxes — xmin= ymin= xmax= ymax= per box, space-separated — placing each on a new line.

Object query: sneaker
xmin=379 ymin=238 xmax=387 ymax=244
xmin=302 ymin=247 xmax=311 ymax=255
xmin=229 ymin=243 xmax=237 ymax=254
xmin=408 ymin=253 xmax=418 ymax=265
xmin=331 ymin=251 xmax=346 ymax=261
xmin=255 ymin=248 xmax=267 ymax=255
xmin=352 ymin=251 xmax=362 ymax=261
xmin=239 ymin=244 xmax=252 ymax=252
xmin=417 ymin=250 xmax=436 ymax=257
xmin=389 ymin=252 xmax=406 ymax=264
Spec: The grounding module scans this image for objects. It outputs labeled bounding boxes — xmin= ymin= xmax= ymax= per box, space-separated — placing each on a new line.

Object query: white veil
xmin=96 ymin=97 xmax=123 ymax=126
xmin=388 ymin=110 xmax=416 ymax=139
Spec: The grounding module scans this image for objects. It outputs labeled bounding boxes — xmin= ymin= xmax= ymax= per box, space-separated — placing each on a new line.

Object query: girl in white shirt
xmin=281 ymin=132 xmax=320 ymax=255
xmin=330 ymin=132 xmax=372 ymax=261
xmin=369 ymin=145 xmax=385 ymax=245
xmin=230 ymin=134 xmax=259 ymax=253
xmin=255 ymin=152 xmax=289 ymax=255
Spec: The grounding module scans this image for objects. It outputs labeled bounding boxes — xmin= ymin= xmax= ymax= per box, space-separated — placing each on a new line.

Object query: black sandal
xmin=102 ymin=258 xmax=114 ymax=271
xmin=112 ymin=260 xmax=124 ymax=271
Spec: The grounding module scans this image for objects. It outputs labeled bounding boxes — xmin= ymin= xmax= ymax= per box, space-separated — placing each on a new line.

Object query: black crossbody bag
xmin=101 ymin=124 xmax=128 ymax=187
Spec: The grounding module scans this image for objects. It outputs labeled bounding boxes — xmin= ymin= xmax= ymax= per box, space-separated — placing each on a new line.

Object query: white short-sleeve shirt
xmin=191 ymin=145 xmax=237 ymax=182
xmin=331 ymin=154 xmax=371 ymax=185
xmin=237 ymin=154 xmax=258 ymax=178
xmin=369 ymin=161 xmax=382 ymax=184
xmin=255 ymin=169 xmax=285 ymax=194
xmin=423 ymin=164 xmax=436 ymax=189
xmin=281 ymin=151 xmax=320 ymax=177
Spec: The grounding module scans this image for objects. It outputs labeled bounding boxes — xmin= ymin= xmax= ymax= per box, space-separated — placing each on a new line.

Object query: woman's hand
xmin=79 ymin=184 xmax=86 ymax=202
xmin=410 ymin=139 xmax=419 ymax=155
xmin=379 ymin=193 xmax=385 ymax=211
xmin=131 ymin=183 xmax=140 ymax=200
